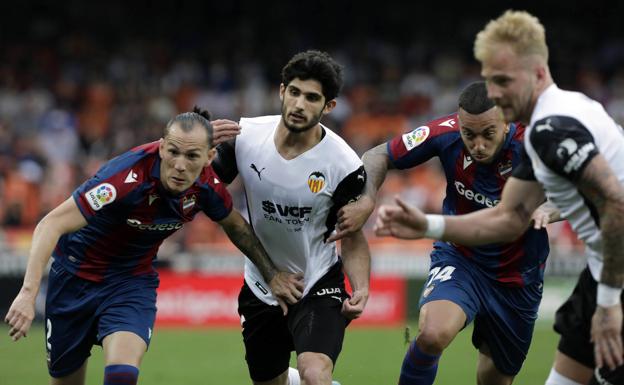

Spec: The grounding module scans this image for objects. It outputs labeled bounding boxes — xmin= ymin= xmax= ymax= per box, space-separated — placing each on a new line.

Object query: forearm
xmin=575 ymin=155 xmax=624 ymax=288
xmin=21 ymin=197 xmax=87 ymax=295
xmin=361 ymin=144 xmax=393 ymax=202
xmin=21 ymin=219 xmax=62 ymax=295
xmin=222 ymin=218 xmax=277 ymax=282
xmin=340 ymin=230 xmax=371 ymax=292
xmin=599 ymin=203 xmax=624 ymax=287
xmin=441 ymin=205 xmax=529 ymax=245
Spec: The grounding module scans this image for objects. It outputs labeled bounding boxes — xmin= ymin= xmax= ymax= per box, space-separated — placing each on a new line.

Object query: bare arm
xmin=576 ymin=155 xmax=624 ymax=287
xmin=339 ymin=230 xmax=371 ymax=320
xmin=219 ymin=210 xmax=277 ymax=282
xmin=329 ymin=143 xmax=394 ymax=241
xmin=5 ymin=197 xmax=87 ymax=340
xmin=218 ymin=210 xmax=304 ymax=314
xmin=443 ymin=177 xmax=545 ymax=244
xmin=573 ymin=154 xmax=624 ymax=370
xmin=374 ymin=177 xmax=545 ymax=244
xmin=361 ymin=143 xmax=395 ymax=201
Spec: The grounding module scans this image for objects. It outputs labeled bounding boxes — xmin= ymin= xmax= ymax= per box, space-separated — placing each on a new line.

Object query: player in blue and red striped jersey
xmin=4 ymin=108 xmax=304 ymax=385
xmin=329 ymin=82 xmax=555 ymax=385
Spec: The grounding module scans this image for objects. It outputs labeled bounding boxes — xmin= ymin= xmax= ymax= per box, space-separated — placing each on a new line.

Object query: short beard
xmin=281 ymin=103 xmax=323 ymax=133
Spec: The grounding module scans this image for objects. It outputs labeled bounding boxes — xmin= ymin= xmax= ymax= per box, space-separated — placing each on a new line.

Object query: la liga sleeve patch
xmin=401 ymin=125 xmax=430 ymax=151
xmin=85 ymin=183 xmax=117 ymax=211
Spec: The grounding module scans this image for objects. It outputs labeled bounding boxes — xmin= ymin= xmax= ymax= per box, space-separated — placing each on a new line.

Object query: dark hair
xmin=281 ymin=50 xmax=344 ymax=102
xmin=164 ymin=106 xmax=214 ymax=147
xmin=458 ymin=81 xmax=495 ymax=114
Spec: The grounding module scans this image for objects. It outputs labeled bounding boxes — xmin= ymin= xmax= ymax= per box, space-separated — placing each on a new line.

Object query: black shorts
xmin=238 ymin=261 xmax=350 ymax=382
xmin=554 ymin=266 xmax=624 ymax=383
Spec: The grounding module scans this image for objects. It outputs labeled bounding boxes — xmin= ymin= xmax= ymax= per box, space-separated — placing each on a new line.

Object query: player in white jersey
xmin=373 ymin=10 xmax=624 ymax=385
xmin=211 ymin=50 xmax=370 ymax=385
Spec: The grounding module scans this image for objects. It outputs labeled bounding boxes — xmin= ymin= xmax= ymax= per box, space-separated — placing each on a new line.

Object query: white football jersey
xmin=520 ymin=84 xmax=624 ymax=281
xmin=226 ymin=115 xmax=365 ymax=305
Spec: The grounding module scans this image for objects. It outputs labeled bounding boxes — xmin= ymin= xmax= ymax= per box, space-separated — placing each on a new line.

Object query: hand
xmin=4 ymin=288 xmax=37 ymax=341
xmin=211 ymin=119 xmax=241 ymax=145
xmin=268 ymin=272 xmax=305 ymax=316
xmin=342 ymin=289 xmax=369 ymax=320
xmin=374 ymin=196 xmax=428 ymax=240
xmin=327 ymin=196 xmax=375 ymax=243
xmin=591 ymin=304 xmax=624 ymax=370
xmin=531 ymin=206 xmax=553 ymax=229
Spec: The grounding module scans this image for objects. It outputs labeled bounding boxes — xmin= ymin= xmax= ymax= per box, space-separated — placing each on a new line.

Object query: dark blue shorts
xmin=419 ymin=249 xmax=543 ymax=375
xmin=44 ymin=261 xmax=158 ymax=378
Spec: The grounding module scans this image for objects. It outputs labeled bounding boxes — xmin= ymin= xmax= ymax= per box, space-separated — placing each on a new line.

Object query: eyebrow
xmin=288 ymin=85 xmax=322 ymax=99
xmin=462 ymin=124 xmax=497 ymax=133
xmin=166 ymin=142 xmax=203 ymax=152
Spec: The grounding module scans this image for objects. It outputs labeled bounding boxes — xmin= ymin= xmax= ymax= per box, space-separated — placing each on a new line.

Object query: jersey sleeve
xmin=511 ymin=147 xmax=537 ymax=181
xmin=323 ymin=165 xmax=366 ymax=241
xmin=528 ymin=116 xmax=599 ymax=182
xmin=71 ymin=156 xmax=137 ymax=222
xmin=387 ymin=125 xmax=438 ymax=169
xmin=211 ymin=140 xmax=238 ymax=184
xmin=200 ymin=168 xmax=234 ymax=221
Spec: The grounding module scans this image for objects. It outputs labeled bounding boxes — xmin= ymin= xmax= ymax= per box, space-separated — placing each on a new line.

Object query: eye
xmin=306 ymin=94 xmax=321 ymax=102
xmin=289 ymin=88 xmax=300 ymax=96
xmin=168 ymin=149 xmax=179 ymax=156
xmin=493 ymin=77 xmax=510 ymax=87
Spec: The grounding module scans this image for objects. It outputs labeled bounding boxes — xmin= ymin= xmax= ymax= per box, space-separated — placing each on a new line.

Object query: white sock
xmin=544 ymin=367 xmax=585 ymax=385
xmin=288 ymin=367 xmax=301 ymax=385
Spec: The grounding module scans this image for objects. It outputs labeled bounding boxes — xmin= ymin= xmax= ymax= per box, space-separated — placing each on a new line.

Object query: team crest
xmin=308 ymin=171 xmax=325 ymax=193
xmin=401 ymin=126 xmax=430 ymax=151
xmin=182 ymin=194 xmax=197 ymax=213
xmin=498 ymin=160 xmax=513 ymax=177
xmin=85 ymin=183 xmax=117 ymax=211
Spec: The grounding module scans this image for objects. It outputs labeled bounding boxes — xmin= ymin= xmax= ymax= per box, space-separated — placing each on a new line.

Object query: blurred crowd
xmin=3 ymin=1 xmax=622 ymax=256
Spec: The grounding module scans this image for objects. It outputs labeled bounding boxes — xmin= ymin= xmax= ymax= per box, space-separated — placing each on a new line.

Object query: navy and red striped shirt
xmin=388 ymin=113 xmax=549 ymax=287
xmin=55 ymin=141 xmax=232 ymax=282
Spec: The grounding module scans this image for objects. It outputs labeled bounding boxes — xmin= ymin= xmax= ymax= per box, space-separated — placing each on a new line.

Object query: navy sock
xmin=103 ymin=364 xmax=139 ymax=385
xmin=398 ymin=341 xmax=440 ymax=385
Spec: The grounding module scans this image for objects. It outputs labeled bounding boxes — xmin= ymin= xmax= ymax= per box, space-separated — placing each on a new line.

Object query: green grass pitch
xmin=0 ymin=322 xmax=558 ymax=384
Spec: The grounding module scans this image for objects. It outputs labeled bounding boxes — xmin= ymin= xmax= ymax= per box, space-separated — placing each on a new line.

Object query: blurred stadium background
xmin=0 ymin=1 xmax=623 ymax=384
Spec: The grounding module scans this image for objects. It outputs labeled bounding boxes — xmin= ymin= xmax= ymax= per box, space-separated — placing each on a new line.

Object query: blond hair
xmin=474 ymin=10 xmax=548 ymax=63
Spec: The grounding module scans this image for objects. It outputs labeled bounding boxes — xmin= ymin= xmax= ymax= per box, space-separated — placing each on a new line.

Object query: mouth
xmin=289 ymin=112 xmax=306 ymax=123
xmin=170 ymin=176 xmax=186 ymax=186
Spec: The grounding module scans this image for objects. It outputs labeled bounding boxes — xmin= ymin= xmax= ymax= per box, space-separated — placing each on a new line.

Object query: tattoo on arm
xmin=223 ymin=219 xmax=276 ymax=282
xmin=577 ymin=155 xmax=624 ymax=287
xmin=362 ymin=144 xmax=394 ymax=199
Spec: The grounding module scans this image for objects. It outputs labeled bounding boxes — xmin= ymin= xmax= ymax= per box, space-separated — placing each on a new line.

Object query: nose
xmin=173 ymin=158 xmax=186 ymax=172
xmin=294 ymin=95 xmax=305 ymax=109
xmin=473 ymin=138 xmax=486 ymax=152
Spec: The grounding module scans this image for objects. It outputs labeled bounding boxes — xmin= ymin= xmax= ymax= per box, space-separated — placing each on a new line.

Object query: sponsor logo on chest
xmin=454 ymin=181 xmax=499 ymax=208
xmin=127 ymin=218 xmax=183 ymax=232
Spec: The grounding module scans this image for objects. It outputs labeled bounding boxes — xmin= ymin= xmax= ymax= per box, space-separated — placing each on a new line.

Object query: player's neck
xmin=274 ymin=123 xmax=323 ymax=160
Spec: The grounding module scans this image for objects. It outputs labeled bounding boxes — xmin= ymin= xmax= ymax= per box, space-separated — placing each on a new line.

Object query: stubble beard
xmin=281 ymin=103 xmax=323 ymax=134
